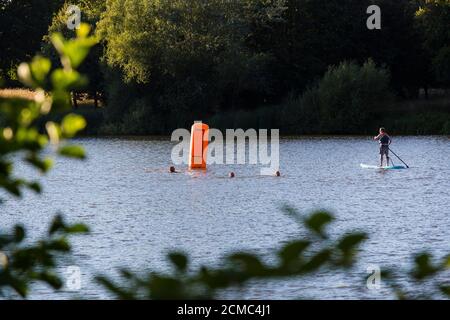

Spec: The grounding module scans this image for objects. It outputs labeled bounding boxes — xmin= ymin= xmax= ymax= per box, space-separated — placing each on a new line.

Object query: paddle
xmin=388 ymin=147 xmax=410 ymax=168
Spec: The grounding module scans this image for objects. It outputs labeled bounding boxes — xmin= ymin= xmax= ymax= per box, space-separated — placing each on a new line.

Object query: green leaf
xmin=48 ymin=215 xmax=88 ymax=236
xmin=61 ymin=114 xmax=87 ymax=137
xmin=47 ymin=238 xmax=71 ymax=252
xmin=30 ymin=56 xmax=51 ymax=86
xmin=51 ymin=26 xmax=98 ymax=69
xmin=50 ymin=89 xmax=72 ymax=112
xmin=168 ymin=252 xmax=188 ymax=272
xmin=37 ymin=272 xmax=63 ymax=289
xmin=58 ymin=145 xmax=86 ymax=159
xmin=0 ymin=161 xmax=13 ymax=176
xmin=8 ymin=277 xmax=28 ymax=298
xmin=336 ymin=233 xmax=367 ymax=267
xmin=51 ymin=69 xmax=87 ymax=91
xmin=302 ymin=249 xmax=332 ymax=272
xmin=442 ymin=255 xmax=450 ymax=269
xmin=2 ymin=179 xmax=24 ymax=197
xmin=119 ymin=269 xmax=135 ymax=280
xmin=96 ymin=276 xmax=136 ymax=300
xmin=50 ymin=33 xmax=65 ymax=57
xmin=65 ymin=224 xmax=89 ymax=234
xmin=440 ymin=285 xmax=450 ymax=297
xmin=278 ymin=240 xmax=310 ymax=263
xmin=76 ymin=23 xmax=91 ymax=38
xmin=412 ymin=253 xmax=438 ymax=280
xmin=49 ymin=215 xmax=65 ymax=235
xmin=27 ymin=182 xmax=42 ymax=194
xmin=304 ymin=211 xmax=334 ymax=237
xmin=63 ymin=40 xmax=95 ymax=69
xmin=25 ymin=156 xmax=53 ymax=173
xmin=337 ymin=233 xmax=367 ymax=252
xmin=149 ymin=276 xmax=184 ymax=300
xmin=228 ymin=253 xmax=266 ymax=276
xmin=13 ymin=225 xmax=26 ymax=243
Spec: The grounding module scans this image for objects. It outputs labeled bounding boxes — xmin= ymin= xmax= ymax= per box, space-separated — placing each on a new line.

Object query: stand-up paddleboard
xmin=360 ymin=164 xmax=407 ymax=170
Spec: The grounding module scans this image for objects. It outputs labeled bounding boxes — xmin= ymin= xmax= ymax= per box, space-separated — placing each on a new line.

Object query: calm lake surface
xmin=2 ymin=136 xmax=450 ymax=299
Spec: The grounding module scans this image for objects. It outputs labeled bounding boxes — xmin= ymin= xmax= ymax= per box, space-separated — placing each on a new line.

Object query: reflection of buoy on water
xmin=275 ymin=171 xmax=281 ymax=177
xmin=189 ymin=121 xmax=209 ymax=170
xmin=169 ymin=166 xmax=176 ymax=173
xmin=229 ymin=172 xmax=235 ymax=178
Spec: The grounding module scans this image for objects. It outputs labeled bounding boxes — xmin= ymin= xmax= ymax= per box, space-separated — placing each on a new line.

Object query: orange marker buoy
xmin=189 ymin=121 xmax=209 ymax=170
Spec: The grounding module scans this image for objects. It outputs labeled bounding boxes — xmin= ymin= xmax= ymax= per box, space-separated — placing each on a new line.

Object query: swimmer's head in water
xmin=275 ymin=171 xmax=281 ymax=177
xmin=169 ymin=166 xmax=176 ymax=173
xmin=229 ymin=172 xmax=235 ymax=178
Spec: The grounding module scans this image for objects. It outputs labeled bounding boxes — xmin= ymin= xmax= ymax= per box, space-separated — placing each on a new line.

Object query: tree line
xmin=1 ymin=0 xmax=449 ymax=134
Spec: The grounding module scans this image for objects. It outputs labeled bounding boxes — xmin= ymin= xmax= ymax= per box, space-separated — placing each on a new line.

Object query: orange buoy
xmin=189 ymin=121 xmax=209 ymax=169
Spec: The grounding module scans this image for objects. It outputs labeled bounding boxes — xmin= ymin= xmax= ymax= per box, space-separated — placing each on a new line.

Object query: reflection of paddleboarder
xmin=373 ymin=127 xmax=392 ymax=167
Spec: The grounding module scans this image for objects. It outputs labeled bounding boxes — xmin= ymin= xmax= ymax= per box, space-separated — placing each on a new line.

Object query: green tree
xmin=97 ymin=0 xmax=286 ymax=133
xmin=0 ymin=0 xmax=65 ymax=83
xmin=251 ymin=0 xmax=430 ymax=98
xmin=416 ymin=0 xmax=450 ymax=88
xmin=249 ymin=0 xmax=370 ymax=96
xmin=297 ymin=60 xmax=392 ymax=134
xmin=367 ymin=0 xmax=431 ymax=98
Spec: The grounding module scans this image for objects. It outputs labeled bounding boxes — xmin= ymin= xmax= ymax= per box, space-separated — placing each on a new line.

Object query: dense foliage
xmin=95 ymin=0 xmax=449 ymax=134
xmin=1 ymin=0 xmax=449 ymax=134
xmin=0 ymin=24 xmax=95 ymax=297
xmin=297 ymin=60 xmax=392 ymax=134
xmin=96 ymin=0 xmax=287 ymax=133
xmin=416 ymin=0 xmax=450 ymax=88
xmin=0 ymin=0 xmax=65 ymax=84
xmin=207 ymin=60 xmax=394 ymax=134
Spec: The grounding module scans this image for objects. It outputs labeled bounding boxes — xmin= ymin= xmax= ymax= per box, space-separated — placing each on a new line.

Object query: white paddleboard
xmin=360 ymin=164 xmax=406 ymax=170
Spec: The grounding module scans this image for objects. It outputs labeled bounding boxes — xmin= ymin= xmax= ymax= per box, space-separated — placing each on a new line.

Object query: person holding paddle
xmin=374 ymin=127 xmax=392 ymax=167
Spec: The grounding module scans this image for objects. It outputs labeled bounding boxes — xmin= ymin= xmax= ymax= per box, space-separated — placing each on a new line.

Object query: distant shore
xmin=2 ymin=88 xmax=450 ymax=136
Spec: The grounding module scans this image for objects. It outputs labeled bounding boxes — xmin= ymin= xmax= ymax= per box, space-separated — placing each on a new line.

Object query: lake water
xmin=2 ymin=136 xmax=450 ymax=299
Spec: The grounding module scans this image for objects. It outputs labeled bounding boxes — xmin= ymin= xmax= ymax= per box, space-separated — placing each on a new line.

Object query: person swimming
xmin=373 ymin=127 xmax=392 ymax=167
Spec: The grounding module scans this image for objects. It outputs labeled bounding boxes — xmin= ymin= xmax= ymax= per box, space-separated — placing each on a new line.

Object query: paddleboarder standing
xmin=374 ymin=127 xmax=392 ymax=167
